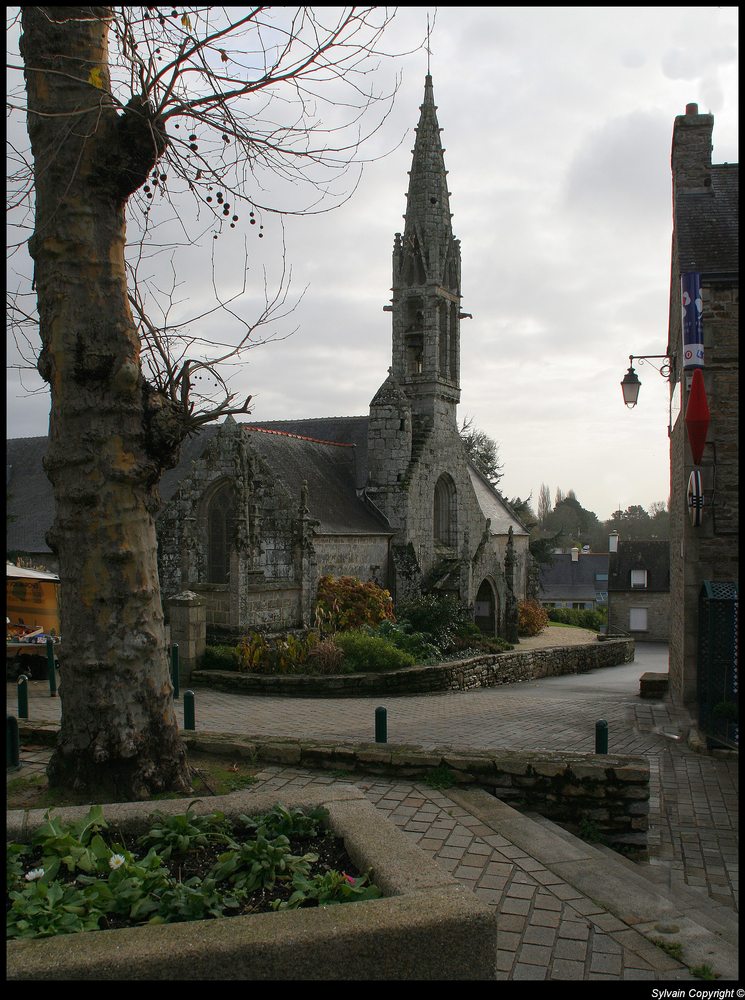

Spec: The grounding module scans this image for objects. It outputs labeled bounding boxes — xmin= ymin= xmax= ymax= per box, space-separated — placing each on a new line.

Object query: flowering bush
xmin=315 ymin=575 xmax=395 ymax=634
xmin=518 ymin=599 xmax=549 ymax=637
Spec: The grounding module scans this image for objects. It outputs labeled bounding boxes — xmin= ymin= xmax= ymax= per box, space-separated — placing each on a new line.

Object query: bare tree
xmin=11 ymin=6 xmax=410 ymax=799
xmin=537 ymin=482 xmax=551 ymax=526
xmin=459 ymin=416 xmax=503 ymax=487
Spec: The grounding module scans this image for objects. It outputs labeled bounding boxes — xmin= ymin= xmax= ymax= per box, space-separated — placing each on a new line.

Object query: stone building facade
xmin=607 ymin=540 xmax=670 ymax=643
xmin=666 ymin=105 xmax=738 ymax=707
xmin=7 ymin=75 xmax=529 ymax=638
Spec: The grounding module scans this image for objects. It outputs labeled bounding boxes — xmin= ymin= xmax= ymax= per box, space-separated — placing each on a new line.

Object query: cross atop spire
xmin=426 ymin=12 xmax=432 ymax=75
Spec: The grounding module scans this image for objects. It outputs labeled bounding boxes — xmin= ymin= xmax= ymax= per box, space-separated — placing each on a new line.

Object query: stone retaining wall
xmin=181 ymin=732 xmax=649 ymax=856
xmin=192 ymin=637 xmax=634 ymax=697
xmin=15 ymin=721 xmax=649 ymax=856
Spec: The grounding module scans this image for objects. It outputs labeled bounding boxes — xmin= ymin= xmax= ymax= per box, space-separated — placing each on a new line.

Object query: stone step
xmin=447 ymin=787 xmax=739 ymax=979
xmin=524 ymin=810 xmax=739 ymax=948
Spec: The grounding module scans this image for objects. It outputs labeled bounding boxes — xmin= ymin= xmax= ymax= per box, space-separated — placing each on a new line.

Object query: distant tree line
xmin=458 ymin=423 xmax=670 ymax=581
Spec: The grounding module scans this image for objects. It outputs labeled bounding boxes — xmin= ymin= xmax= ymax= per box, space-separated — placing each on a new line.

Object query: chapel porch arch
xmin=474 ymin=577 xmax=499 ymax=636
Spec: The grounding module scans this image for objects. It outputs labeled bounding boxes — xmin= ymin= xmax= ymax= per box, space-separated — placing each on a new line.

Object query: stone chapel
xmin=7 ymin=75 xmax=530 ymax=637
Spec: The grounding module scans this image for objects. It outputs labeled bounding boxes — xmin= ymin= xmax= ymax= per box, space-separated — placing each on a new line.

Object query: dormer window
xmin=631 ymin=569 xmax=648 ymax=589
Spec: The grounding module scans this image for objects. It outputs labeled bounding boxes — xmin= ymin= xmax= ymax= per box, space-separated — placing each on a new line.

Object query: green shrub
xmin=518 ymin=599 xmax=549 ymax=636
xmin=315 ymin=575 xmax=395 ymax=634
xmin=396 ymin=594 xmax=474 ymax=651
xmin=449 ymin=634 xmax=514 ymax=655
xmin=371 ymin=620 xmax=441 ymax=662
xmin=547 ymin=607 xmax=607 ymax=631
xmin=200 ymin=645 xmax=239 ymax=671
xmin=334 ymin=630 xmax=415 ymax=672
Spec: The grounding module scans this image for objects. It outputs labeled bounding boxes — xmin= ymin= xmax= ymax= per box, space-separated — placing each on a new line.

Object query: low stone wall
xmin=14 ymin=722 xmax=650 ymax=857
xmin=181 ymin=733 xmax=649 ymax=857
xmin=192 ymin=637 xmax=635 ymax=697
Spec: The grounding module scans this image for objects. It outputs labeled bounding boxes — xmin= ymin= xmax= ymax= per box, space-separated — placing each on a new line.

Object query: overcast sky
xmin=6 ymin=6 xmax=739 ymax=522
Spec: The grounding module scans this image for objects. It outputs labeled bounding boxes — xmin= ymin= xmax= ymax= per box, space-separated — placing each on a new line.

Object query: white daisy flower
xmin=109 ymin=854 xmax=126 ymax=870
xmin=25 ymin=868 xmax=45 ymax=881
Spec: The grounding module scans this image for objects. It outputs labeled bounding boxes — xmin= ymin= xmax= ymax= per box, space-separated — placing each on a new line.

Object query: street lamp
xmin=620 ymin=354 xmax=673 ymax=408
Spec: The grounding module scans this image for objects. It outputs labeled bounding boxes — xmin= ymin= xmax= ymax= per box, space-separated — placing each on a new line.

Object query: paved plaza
xmin=8 ymin=639 xmax=739 ymax=981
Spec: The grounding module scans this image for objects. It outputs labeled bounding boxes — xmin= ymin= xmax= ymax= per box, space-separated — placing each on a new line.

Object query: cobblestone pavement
xmin=247 ymin=766 xmax=704 ymax=980
xmin=8 ymin=641 xmax=738 ymax=981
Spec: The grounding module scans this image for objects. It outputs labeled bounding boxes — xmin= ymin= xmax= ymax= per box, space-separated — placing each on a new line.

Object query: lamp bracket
xmin=628 ymin=353 xmax=673 ymax=380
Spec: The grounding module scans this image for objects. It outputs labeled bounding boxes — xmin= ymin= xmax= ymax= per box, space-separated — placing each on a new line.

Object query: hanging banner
xmin=681 ymin=271 xmax=704 ymax=370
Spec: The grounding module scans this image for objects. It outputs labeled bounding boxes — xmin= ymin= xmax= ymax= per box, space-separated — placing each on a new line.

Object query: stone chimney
xmin=571 ymin=546 xmax=579 ymax=562
xmin=671 ymin=102 xmax=714 ymax=194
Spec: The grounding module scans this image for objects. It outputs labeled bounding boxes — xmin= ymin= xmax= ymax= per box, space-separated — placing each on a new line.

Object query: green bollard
xmin=375 ymin=706 xmax=387 ymax=744
xmin=17 ymin=676 xmax=29 ymax=720
xmin=595 ymin=719 xmax=608 ymax=754
xmin=7 ymin=716 xmax=21 ymax=771
xmin=184 ymin=690 xmax=196 ymax=731
xmin=171 ymin=643 xmax=180 ymax=700
xmin=46 ymin=639 xmax=58 ymax=697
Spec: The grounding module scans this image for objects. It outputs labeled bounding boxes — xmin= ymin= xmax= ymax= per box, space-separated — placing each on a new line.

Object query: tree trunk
xmin=21 ymin=7 xmax=191 ymax=799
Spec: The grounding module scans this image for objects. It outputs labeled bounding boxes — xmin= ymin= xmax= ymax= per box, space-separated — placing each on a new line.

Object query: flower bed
xmin=7 ymin=786 xmax=497 ymax=980
xmin=7 ymin=803 xmax=379 ymax=939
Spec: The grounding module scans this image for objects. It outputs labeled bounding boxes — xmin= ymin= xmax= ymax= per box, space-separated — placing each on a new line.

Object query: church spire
xmin=402 ymin=74 xmax=455 ymax=277
xmin=388 ymin=74 xmax=463 ymax=419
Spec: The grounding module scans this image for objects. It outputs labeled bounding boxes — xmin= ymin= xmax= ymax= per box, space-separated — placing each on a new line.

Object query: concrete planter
xmin=7 ymin=785 xmax=497 ymax=980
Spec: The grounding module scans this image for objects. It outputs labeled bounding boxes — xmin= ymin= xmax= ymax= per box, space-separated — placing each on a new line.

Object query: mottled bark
xmin=21 ymin=7 xmax=190 ymax=799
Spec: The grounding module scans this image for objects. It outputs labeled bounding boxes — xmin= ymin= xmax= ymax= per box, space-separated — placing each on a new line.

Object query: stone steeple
xmin=389 ymin=74 xmax=464 ymax=422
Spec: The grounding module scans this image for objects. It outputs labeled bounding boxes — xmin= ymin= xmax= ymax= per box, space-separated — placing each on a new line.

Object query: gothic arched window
xmin=433 ymin=474 xmax=456 ymax=547
xmin=207 ymin=483 xmax=235 ymax=583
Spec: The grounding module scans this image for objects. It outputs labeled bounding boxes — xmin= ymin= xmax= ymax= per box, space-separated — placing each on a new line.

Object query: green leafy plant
xmin=137 ymin=805 xmax=234 ymax=860
xmin=517 ymin=599 xmax=549 ymax=636
xmin=547 ymin=606 xmax=607 ymax=631
xmin=578 ymin=816 xmax=605 ymax=844
xmin=274 ymin=869 xmax=381 ymax=910
xmin=239 ymin=803 xmax=329 ymax=840
xmin=236 ymin=631 xmax=319 ymax=674
xmin=396 ymin=594 xmax=474 ymax=651
xmin=651 ymin=938 xmax=684 ymax=962
xmin=7 ymin=878 xmax=103 ymax=939
xmin=200 ymin=645 xmax=240 ymax=671
xmin=691 ymin=964 xmax=719 ymax=980
xmin=423 ymin=765 xmax=456 ymax=790
xmin=333 ymin=630 xmax=416 ymax=672
xmin=372 ymin=619 xmax=441 ymax=662
xmin=7 ymin=803 xmax=380 ymax=940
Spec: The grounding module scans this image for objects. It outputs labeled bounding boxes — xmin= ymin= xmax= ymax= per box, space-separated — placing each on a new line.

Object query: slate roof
xmin=7 ymin=420 xmax=389 ymax=553
xmin=539 ymin=553 xmax=609 ymax=603
xmin=6 ymin=437 xmax=53 ymax=554
xmin=608 ymin=540 xmax=670 ymax=593
xmin=250 ymin=416 xmax=370 ymax=490
xmin=7 ymin=414 xmax=525 ymax=550
xmin=467 ymin=465 xmax=529 ymax=536
xmin=244 ymin=426 xmax=387 ymax=534
xmin=676 ymin=164 xmax=738 ymax=274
